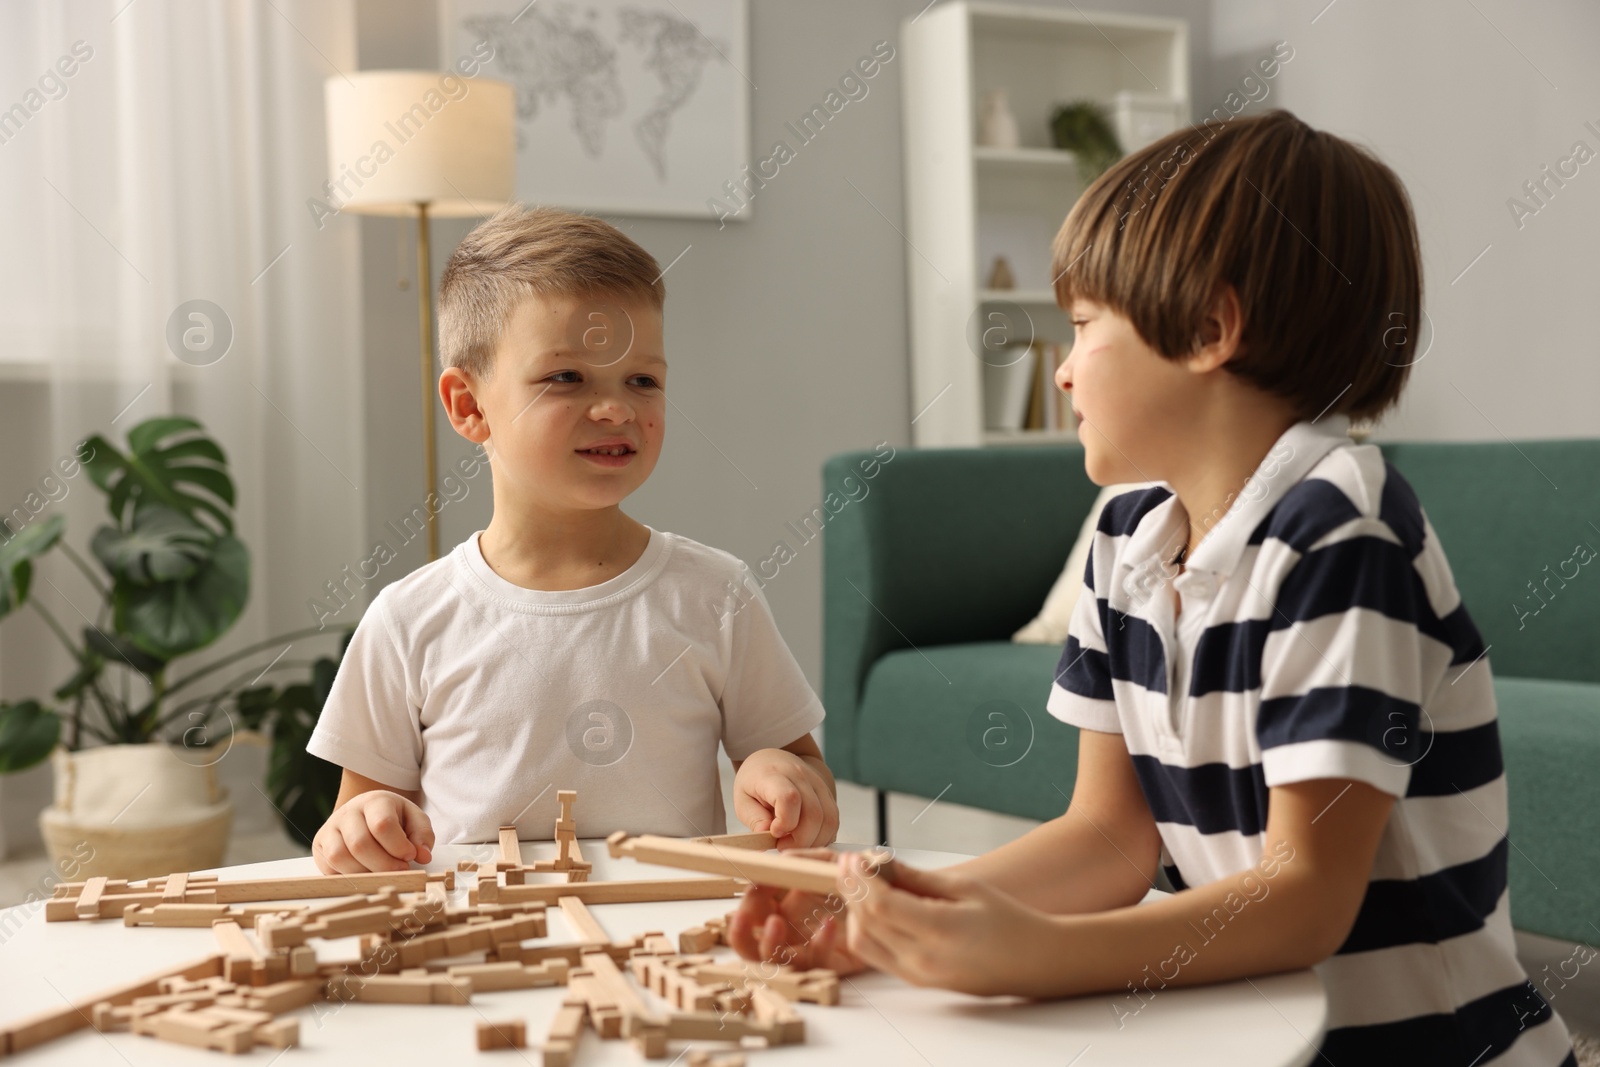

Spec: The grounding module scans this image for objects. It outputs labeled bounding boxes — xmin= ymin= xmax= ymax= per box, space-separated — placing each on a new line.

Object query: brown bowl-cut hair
xmin=1051 ymin=109 xmax=1421 ymax=422
xmin=439 ymin=205 xmax=665 ymax=381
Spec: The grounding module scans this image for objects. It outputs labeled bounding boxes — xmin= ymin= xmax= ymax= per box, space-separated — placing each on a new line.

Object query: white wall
xmin=1208 ymin=0 xmax=1600 ymax=443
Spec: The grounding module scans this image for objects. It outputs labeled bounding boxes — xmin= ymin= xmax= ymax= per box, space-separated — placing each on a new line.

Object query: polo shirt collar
xmin=1121 ymin=414 xmax=1354 ymax=583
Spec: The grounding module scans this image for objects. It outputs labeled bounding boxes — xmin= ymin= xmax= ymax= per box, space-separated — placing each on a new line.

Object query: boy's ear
xmin=1185 ymin=284 xmax=1244 ymax=374
xmin=439 ymin=367 xmax=490 ymax=445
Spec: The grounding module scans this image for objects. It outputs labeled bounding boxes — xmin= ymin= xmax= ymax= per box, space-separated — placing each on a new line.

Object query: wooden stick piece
xmin=542 ymin=999 xmax=587 ymax=1067
xmin=476 ymin=1018 xmax=526 ymax=1051
xmin=692 ymin=831 xmax=778 ymax=851
xmin=557 ymin=896 xmax=609 ymax=945
xmin=74 ymin=877 xmax=107 ymax=921
xmin=497 ymin=826 xmax=523 ymax=869
xmin=0 ymin=954 xmax=224 ymax=1056
xmin=608 ymin=832 xmax=873 ymax=895
xmin=470 ymin=876 xmax=745 ymax=907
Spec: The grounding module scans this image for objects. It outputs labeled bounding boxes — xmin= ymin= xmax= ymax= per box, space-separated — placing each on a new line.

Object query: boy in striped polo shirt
xmin=730 ymin=109 xmax=1576 ymax=1066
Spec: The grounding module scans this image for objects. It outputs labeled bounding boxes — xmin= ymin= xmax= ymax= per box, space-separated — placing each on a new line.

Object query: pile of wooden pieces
xmin=460 ymin=789 xmax=595 ymax=886
xmin=0 ymin=792 xmax=851 ymax=1064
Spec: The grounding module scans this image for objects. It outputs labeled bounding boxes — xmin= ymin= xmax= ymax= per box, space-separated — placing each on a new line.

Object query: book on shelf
xmin=982 ymin=343 xmax=1037 ymax=431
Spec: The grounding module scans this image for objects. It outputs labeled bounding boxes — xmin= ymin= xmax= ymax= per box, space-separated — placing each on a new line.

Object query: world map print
xmin=448 ymin=0 xmax=747 ymax=218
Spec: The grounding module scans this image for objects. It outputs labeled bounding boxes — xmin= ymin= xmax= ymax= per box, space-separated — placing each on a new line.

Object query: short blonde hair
xmin=438 ymin=205 xmax=665 ymax=380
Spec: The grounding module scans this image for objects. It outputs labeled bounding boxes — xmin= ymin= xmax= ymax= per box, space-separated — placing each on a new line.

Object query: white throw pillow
xmin=1013 ymin=481 xmax=1159 ymax=645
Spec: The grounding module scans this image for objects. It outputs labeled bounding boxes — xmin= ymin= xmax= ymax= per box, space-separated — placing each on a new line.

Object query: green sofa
xmin=821 ymin=441 xmax=1600 ymax=944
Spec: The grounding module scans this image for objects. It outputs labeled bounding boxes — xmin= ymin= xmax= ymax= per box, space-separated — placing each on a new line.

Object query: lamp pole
xmin=416 ymin=200 xmax=439 ymax=562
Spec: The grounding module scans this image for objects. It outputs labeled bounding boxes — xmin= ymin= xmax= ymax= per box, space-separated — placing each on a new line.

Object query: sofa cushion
xmin=1494 ymin=675 xmax=1600 ymax=943
xmin=856 ymin=641 xmax=1076 ymax=822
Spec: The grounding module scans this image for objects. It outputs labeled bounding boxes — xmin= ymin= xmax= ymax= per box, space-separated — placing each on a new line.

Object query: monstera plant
xmin=0 ymin=416 xmax=348 ymax=858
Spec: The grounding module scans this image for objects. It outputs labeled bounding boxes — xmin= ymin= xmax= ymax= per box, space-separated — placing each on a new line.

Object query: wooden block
xmin=609 ymin=832 xmax=877 ymax=895
xmin=685 ymin=961 xmax=839 ymax=1005
xmin=226 ymin=978 xmax=323 ymax=1014
xmin=255 ymin=1017 xmax=299 ymax=1049
xmin=692 ymin=831 xmax=779 ymax=851
xmin=687 ymin=1053 xmax=747 ymax=1067
xmin=214 ymin=919 xmax=260 ymax=958
xmin=0 ymin=953 xmax=226 ymax=1055
xmin=124 ymin=903 xmax=229 ymax=928
xmin=542 ymin=1000 xmax=587 ymax=1067
xmin=469 ymin=876 xmax=745 ymax=907
xmin=497 ymin=826 xmax=523 ymax=867
xmin=748 ymin=982 xmax=805 ymax=1043
xmin=46 ymin=871 xmax=452 ymax=921
xmin=578 ymin=951 xmax=666 ymax=1047
xmin=662 ymin=1011 xmax=782 ymax=1043
xmin=444 ymin=958 xmax=569 ymax=991
xmin=679 ymin=924 xmax=719 ymax=954
xmin=200 ymin=1005 xmax=274 ymax=1028
xmin=74 ymin=877 xmax=108 ymax=921
xmin=492 ymin=942 xmax=587 ymax=967
xmin=162 ymin=870 xmax=190 ymax=903
xmin=475 ymin=1018 xmax=527 ymax=1051
xmin=134 ymin=1005 xmax=256 ymax=1055
xmin=324 ymin=973 xmax=472 ymax=1005
xmin=557 ymin=896 xmax=609 ymax=945
xmin=566 ymin=974 xmax=623 ymax=1040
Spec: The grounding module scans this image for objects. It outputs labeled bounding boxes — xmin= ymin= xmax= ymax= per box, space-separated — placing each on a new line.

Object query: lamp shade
xmin=324 ymin=70 xmax=514 ymax=217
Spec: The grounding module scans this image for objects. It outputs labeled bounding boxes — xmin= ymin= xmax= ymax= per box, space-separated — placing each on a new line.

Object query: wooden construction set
xmin=0 ymin=790 xmax=875 ymax=1063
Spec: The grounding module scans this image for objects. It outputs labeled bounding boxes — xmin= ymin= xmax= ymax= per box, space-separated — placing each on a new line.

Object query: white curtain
xmin=0 ymin=1 xmax=365 ymax=853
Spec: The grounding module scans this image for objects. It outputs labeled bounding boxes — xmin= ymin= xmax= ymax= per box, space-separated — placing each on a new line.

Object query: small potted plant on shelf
xmin=0 ymin=416 xmax=346 ymax=877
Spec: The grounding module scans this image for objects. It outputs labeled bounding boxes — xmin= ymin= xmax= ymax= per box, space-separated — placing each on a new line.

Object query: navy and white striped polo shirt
xmin=1049 ymin=414 xmax=1576 ymax=1066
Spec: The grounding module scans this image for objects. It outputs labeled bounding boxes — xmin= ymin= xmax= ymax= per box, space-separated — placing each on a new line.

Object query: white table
xmin=0 ymin=843 xmax=1327 ymax=1065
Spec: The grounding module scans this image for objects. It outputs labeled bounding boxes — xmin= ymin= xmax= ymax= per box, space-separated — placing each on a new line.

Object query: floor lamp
xmin=324 ymin=71 xmax=515 ymax=561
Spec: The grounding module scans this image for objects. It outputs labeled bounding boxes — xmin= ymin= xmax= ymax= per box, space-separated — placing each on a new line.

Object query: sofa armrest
xmin=820 ymin=445 xmax=1099 ymax=781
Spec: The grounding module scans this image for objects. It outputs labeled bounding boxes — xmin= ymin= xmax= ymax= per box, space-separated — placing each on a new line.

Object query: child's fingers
xmin=841 ymin=856 xmax=941 ymax=930
xmin=843 ymin=909 xmax=903 ymax=976
xmin=776 ymin=779 xmax=825 ymax=849
xmin=727 ymin=901 xmax=770 ymax=961
xmin=315 ymin=830 xmax=361 ymax=875
xmin=344 ymin=820 xmax=411 ymax=872
xmin=363 ymin=805 xmax=419 ymax=864
xmin=728 ymin=886 xmax=783 ymax=958
xmin=732 ymin=787 xmax=775 ymax=834
xmin=767 ymin=780 xmax=803 ymax=836
xmin=401 ymin=804 xmax=434 ymax=862
xmin=872 ymin=858 xmax=963 ymax=902
xmin=759 ymin=912 xmax=803 ymax=965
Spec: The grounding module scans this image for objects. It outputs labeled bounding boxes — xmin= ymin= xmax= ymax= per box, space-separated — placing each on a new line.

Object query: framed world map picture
xmin=441 ymin=0 xmax=751 ymax=220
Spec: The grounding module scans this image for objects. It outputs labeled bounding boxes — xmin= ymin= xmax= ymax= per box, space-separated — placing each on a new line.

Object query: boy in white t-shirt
xmin=307 ymin=206 xmax=837 ymax=874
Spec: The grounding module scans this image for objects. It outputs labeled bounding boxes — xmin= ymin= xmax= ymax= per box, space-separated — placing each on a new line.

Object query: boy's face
xmin=1057 ymin=299 xmax=1200 ymax=486
xmin=472 ymin=292 xmax=666 ymax=512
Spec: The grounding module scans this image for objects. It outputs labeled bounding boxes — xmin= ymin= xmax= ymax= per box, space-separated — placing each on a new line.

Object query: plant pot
xmin=38 ymin=744 xmax=233 ymax=880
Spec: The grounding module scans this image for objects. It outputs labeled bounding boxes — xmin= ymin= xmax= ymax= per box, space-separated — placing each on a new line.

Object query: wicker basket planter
xmin=38 ymin=745 xmax=233 ymax=880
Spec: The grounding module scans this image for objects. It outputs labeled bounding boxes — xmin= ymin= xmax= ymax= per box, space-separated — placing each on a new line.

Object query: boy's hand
xmin=837 ymin=853 xmax=1066 ymax=997
xmin=727 ymin=850 xmax=867 ymax=975
xmin=312 ymin=789 xmax=435 ymax=875
xmin=732 ymin=746 xmax=839 ymax=849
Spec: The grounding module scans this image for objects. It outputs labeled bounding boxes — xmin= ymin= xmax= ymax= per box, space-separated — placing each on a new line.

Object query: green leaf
xmin=54 ymin=658 xmax=104 ymax=702
xmin=232 ymin=685 xmax=287 ymax=733
xmin=86 ymin=418 xmax=236 ymax=536
xmin=0 ymin=513 xmax=65 ymax=619
xmin=90 ymin=507 xmax=209 ymax=585
xmin=0 ymin=700 xmax=61 ymax=773
xmin=115 ymin=533 xmax=249 ymax=660
xmin=83 ymin=626 xmax=169 ymax=676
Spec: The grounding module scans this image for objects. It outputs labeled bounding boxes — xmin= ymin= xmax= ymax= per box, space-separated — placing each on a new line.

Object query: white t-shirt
xmin=306 ymin=527 xmax=826 ymax=845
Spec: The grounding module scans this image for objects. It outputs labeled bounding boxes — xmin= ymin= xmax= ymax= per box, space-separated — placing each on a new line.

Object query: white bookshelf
xmin=901 ymin=1 xmax=1189 ymax=447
